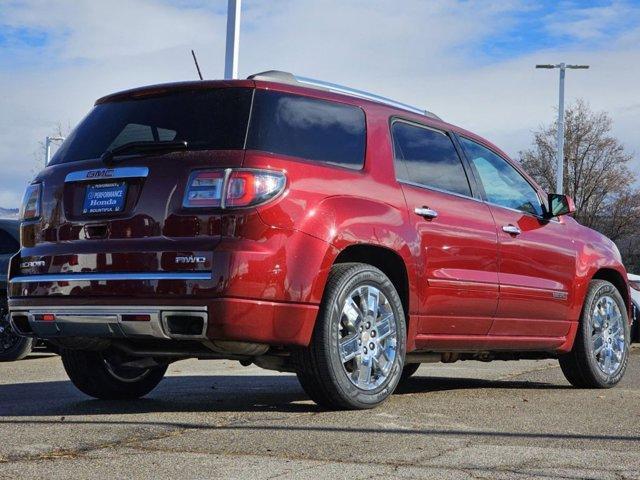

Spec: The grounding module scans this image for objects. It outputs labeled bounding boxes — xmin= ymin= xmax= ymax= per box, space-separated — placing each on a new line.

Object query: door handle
xmin=502 ymin=224 xmax=522 ymax=235
xmin=414 ymin=207 xmax=438 ymax=219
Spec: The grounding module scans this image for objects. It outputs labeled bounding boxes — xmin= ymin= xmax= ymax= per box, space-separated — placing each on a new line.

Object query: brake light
xmin=20 ymin=183 xmax=42 ymax=220
xmin=226 ymin=170 xmax=286 ymax=207
xmin=183 ymin=169 xmax=286 ymax=209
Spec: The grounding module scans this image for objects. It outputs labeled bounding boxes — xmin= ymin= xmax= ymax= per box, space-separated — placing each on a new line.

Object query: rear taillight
xmin=183 ymin=169 xmax=286 ymax=209
xmin=183 ymin=171 xmax=225 ymax=208
xmin=226 ymin=170 xmax=286 ymax=208
xmin=20 ymin=183 xmax=42 ymax=220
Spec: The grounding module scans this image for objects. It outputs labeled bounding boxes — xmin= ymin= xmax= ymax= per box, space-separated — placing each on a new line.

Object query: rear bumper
xmin=9 ymin=297 xmax=318 ymax=347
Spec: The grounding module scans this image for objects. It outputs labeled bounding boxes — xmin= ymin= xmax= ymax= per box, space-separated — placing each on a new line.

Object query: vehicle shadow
xmin=394 ymin=375 xmax=572 ymax=394
xmin=0 ymin=374 xmax=567 ymax=417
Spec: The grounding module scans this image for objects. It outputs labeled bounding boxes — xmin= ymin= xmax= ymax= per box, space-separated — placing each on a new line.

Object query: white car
xmin=628 ymin=273 xmax=640 ymax=342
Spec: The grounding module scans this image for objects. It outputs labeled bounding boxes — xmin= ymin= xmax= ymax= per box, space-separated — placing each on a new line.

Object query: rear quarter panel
xmin=244 ymin=101 xmax=419 ymax=312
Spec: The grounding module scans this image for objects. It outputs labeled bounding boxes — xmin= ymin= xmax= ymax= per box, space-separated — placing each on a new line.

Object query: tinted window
xmin=460 ymin=137 xmax=543 ymax=216
xmin=392 ymin=122 xmax=471 ymax=196
xmin=50 ymin=88 xmax=253 ymax=164
xmin=0 ymin=230 xmax=19 ymax=255
xmin=247 ymin=91 xmax=366 ymax=168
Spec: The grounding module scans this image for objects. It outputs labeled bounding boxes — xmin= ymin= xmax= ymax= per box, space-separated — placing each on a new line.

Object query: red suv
xmin=9 ymin=71 xmax=631 ymax=409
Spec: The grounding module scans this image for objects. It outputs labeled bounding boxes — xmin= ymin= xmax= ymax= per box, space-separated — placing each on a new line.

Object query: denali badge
xmin=175 ymin=256 xmax=206 ymax=264
xmin=20 ymin=260 xmax=46 ymax=269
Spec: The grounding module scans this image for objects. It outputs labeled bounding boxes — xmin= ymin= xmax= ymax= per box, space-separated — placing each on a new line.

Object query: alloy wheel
xmin=338 ymin=285 xmax=398 ymax=390
xmin=591 ymin=295 xmax=626 ymax=376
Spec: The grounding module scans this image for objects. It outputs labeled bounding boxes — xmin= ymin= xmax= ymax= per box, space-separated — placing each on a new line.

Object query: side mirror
xmin=547 ymin=193 xmax=576 ymax=217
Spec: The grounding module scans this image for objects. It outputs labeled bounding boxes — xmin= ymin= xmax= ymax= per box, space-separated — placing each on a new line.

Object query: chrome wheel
xmin=338 ymin=285 xmax=398 ymax=391
xmin=591 ymin=295 xmax=626 ymax=376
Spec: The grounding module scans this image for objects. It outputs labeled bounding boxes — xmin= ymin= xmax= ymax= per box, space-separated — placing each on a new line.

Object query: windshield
xmin=50 ymin=88 xmax=253 ymax=165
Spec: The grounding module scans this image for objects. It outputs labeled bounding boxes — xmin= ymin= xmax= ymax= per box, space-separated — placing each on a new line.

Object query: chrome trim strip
xmin=12 ymin=305 xmax=207 ymax=312
xmin=220 ymin=168 xmax=232 ymax=209
xmin=10 ymin=272 xmax=212 ymax=283
xmin=483 ymin=200 xmax=562 ymax=224
xmin=65 ymin=167 xmax=149 ymax=183
xmin=398 ymin=180 xmax=483 ymax=203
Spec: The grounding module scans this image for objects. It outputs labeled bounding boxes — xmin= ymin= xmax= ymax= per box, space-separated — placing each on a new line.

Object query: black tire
xmin=559 ymin=280 xmax=630 ymax=388
xmin=0 ymin=309 xmax=33 ymax=362
xmin=0 ymin=335 xmax=33 ymax=362
xmin=61 ymin=349 xmax=167 ymax=400
xmin=294 ymin=263 xmax=407 ymax=410
xmin=400 ymin=363 xmax=420 ymax=382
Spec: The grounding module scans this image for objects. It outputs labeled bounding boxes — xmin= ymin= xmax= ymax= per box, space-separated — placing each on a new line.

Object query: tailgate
xmin=11 ymin=151 xmax=244 ymax=298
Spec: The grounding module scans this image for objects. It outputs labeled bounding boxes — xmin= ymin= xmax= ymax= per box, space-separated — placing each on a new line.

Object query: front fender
xmin=559 ymin=230 xmax=629 ymax=352
xmin=576 ymin=237 xmax=628 ymax=310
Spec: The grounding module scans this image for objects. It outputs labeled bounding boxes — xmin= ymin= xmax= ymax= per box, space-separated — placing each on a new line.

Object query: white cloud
xmin=0 ymin=0 xmax=639 ymax=209
xmin=543 ymin=1 xmax=640 ymax=42
xmin=1 ymin=0 xmax=226 ymax=60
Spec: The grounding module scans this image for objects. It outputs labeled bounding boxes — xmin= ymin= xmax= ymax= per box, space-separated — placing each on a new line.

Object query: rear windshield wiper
xmin=100 ymin=140 xmax=188 ymax=164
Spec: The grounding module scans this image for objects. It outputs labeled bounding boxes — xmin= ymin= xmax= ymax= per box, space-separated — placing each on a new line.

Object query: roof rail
xmin=247 ymin=70 xmax=441 ymax=121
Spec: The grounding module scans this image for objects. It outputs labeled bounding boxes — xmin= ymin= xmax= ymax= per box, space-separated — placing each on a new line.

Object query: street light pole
xmin=224 ymin=0 xmax=241 ymax=79
xmin=556 ymin=64 xmax=566 ymax=196
xmin=45 ymin=135 xmax=65 ymax=167
xmin=536 ymin=63 xmax=589 ymax=194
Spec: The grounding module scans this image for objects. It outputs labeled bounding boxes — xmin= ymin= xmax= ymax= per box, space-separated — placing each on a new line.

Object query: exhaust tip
xmin=163 ymin=313 xmax=206 ymax=337
xmin=10 ymin=314 xmax=34 ymax=335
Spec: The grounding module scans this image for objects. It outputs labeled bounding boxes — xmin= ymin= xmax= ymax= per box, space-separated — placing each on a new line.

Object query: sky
xmin=0 ymin=0 xmax=639 ymax=209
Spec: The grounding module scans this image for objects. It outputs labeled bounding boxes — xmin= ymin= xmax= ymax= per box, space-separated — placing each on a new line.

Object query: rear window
xmin=247 ymin=91 xmax=366 ymax=169
xmin=50 ymin=88 xmax=253 ymax=165
xmin=50 ymin=88 xmax=366 ymax=168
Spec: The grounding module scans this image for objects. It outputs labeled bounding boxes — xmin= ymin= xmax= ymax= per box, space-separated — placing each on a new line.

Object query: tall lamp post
xmin=224 ymin=0 xmax=241 ymax=79
xmin=45 ymin=135 xmax=65 ymax=166
xmin=536 ymin=63 xmax=589 ymax=194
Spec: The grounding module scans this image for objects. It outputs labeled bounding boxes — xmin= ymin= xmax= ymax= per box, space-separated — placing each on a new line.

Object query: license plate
xmin=83 ymin=182 xmax=128 ymax=214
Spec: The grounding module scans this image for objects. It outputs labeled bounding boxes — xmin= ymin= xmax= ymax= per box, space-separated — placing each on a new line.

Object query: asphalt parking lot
xmin=1 ymin=348 xmax=639 ymax=480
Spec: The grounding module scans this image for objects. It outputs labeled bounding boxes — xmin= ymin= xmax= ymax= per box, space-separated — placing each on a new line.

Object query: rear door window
xmin=392 ymin=121 xmax=471 ymax=197
xmin=247 ymin=91 xmax=366 ymax=169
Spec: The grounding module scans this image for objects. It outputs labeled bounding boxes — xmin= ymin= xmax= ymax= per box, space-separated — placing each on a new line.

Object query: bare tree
xmin=32 ymin=122 xmax=71 ymax=175
xmin=520 ymin=100 xmax=640 ymax=270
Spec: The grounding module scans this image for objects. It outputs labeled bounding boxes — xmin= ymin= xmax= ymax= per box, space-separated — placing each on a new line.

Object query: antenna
xmin=191 ymin=49 xmax=203 ymax=80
